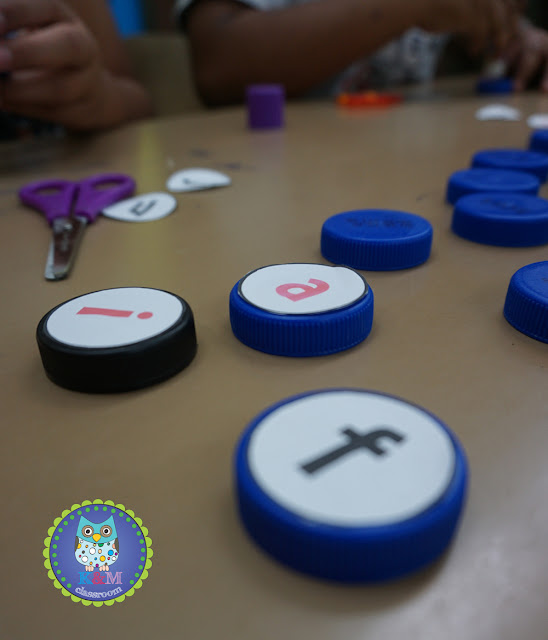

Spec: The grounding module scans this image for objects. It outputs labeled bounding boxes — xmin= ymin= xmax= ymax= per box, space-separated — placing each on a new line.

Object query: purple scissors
xmin=19 ymin=173 xmax=135 ymax=281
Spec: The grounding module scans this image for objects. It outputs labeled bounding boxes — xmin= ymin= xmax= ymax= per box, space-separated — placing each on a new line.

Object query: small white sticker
xmin=239 ymin=264 xmax=367 ymax=315
xmin=475 ymin=105 xmax=521 ymax=121
xmin=102 ymin=192 xmax=177 ymax=222
xmin=166 ymin=168 xmax=231 ymax=192
xmin=46 ymin=288 xmax=183 ymax=348
xmin=527 ymin=114 xmax=548 ymax=129
xmin=248 ymin=390 xmax=456 ymax=527
xmin=481 ymin=59 xmax=507 ymax=79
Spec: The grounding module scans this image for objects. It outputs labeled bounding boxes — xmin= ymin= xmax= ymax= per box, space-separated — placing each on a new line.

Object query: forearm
xmin=187 ymin=0 xmax=422 ymax=105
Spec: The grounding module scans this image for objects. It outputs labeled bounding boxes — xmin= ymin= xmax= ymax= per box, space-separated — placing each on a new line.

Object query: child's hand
xmin=504 ymin=18 xmax=548 ymax=92
xmin=0 ymin=0 xmax=150 ymax=130
xmin=0 ymin=0 xmax=111 ymax=128
xmin=419 ymin=0 xmax=518 ymax=56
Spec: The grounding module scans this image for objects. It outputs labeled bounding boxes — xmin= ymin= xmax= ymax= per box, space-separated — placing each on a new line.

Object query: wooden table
xmin=1 ymin=79 xmax=547 ymax=639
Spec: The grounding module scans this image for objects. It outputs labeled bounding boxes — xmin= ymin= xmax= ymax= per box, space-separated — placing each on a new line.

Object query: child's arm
xmin=0 ymin=0 xmax=153 ymax=131
xmin=185 ymin=0 xmax=518 ymax=105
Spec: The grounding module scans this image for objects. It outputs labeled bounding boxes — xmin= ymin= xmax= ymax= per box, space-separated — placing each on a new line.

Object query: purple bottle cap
xmin=246 ymin=84 xmax=285 ymax=130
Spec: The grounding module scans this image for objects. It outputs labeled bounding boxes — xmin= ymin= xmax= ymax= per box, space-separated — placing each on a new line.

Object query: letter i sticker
xmin=44 ymin=499 xmax=153 ymax=606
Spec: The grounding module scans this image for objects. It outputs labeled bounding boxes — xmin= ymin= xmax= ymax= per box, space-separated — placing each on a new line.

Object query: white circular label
xmin=166 ymin=168 xmax=231 ymax=192
xmin=239 ymin=264 xmax=367 ymax=315
xmin=247 ymin=390 xmax=456 ymax=527
xmin=475 ymin=104 xmax=521 ymax=122
xmin=46 ymin=288 xmax=183 ymax=348
xmin=527 ymin=114 xmax=548 ymax=129
xmin=481 ymin=59 xmax=507 ymax=79
xmin=102 ymin=192 xmax=177 ymax=222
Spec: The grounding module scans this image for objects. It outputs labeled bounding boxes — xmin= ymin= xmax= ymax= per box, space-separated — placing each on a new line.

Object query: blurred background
xmin=108 ymin=0 xmax=176 ymax=35
xmin=108 ymin=0 xmax=548 ymax=36
xmin=107 ymin=0 xmax=548 ymax=117
xmin=529 ymin=0 xmax=548 ymax=30
xmin=106 ymin=0 xmax=204 ymax=114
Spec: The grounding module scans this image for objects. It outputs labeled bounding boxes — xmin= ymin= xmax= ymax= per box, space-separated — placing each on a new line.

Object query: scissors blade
xmin=44 ymin=215 xmax=87 ymax=281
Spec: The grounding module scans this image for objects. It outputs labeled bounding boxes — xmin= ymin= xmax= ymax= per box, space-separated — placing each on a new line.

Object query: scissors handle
xmin=74 ymin=173 xmax=136 ymax=222
xmin=19 ymin=180 xmax=77 ymax=225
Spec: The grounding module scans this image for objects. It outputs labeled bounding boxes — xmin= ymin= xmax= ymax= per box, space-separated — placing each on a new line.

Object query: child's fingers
xmin=0 ymin=98 xmax=78 ymax=126
xmin=0 ymin=0 xmax=72 ymax=34
xmin=6 ymin=23 xmax=95 ymax=71
xmin=6 ymin=101 xmax=100 ymax=131
xmin=0 ymin=78 xmax=101 ymax=129
xmin=513 ymin=46 xmax=542 ymax=91
xmin=3 ymin=67 xmax=94 ymax=106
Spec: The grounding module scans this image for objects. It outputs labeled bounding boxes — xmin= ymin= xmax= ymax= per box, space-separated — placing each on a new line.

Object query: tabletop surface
xmin=1 ymin=78 xmax=547 ymax=639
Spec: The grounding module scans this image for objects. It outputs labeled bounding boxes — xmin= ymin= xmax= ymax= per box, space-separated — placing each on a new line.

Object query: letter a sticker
xmin=239 ymin=264 xmax=367 ymax=315
xmin=276 ymin=279 xmax=330 ymax=302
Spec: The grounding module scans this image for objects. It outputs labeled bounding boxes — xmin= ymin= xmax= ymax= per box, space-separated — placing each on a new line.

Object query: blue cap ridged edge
xmin=229 ymin=283 xmax=374 ymax=357
xmin=446 ymin=169 xmax=540 ymax=205
xmin=529 ymin=130 xmax=548 ymax=154
xmin=451 ymin=194 xmax=548 ymax=247
xmin=234 ymin=388 xmax=469 ymax=583
xmin=476 ymin=77 xmax=514 ymax=94
xmin=321 ymin=212 xmax=433 ymax=271
xmin=472 ymin=151 xmax=548 ymax=182
xmin=503 ymin=263 xmax=548 ymax=343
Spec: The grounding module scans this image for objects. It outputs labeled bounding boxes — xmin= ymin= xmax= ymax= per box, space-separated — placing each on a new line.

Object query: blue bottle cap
xmin=503 ymin=261 xmax=548 ymax=343
xmin=476 ymin=77 xmax=514 ymax=94
xmin=472 ymin=148 xmax=548 ymax=182
xmin=229 ymin=263 xmax=374 ymax=357
xmin=452 ymin=193 xmax=548 ymax=247
xmin=529 ymin=129 xmax=548 ymax=155
xmin=446 ymin=168 xmax=540 ymax=205
xmin=234 ymin=388 xmax=469 ymax=583
xmin=321 ymin=209 xmax=433 ymax=271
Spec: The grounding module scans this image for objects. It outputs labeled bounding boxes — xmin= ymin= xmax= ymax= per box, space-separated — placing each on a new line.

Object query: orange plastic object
xmin=336 ymin=91 xmax=403 ymax=108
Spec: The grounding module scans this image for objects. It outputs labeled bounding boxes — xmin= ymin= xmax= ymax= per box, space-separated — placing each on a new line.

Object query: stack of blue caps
xmin=448 ymin=149 xmax=548 ymax=246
